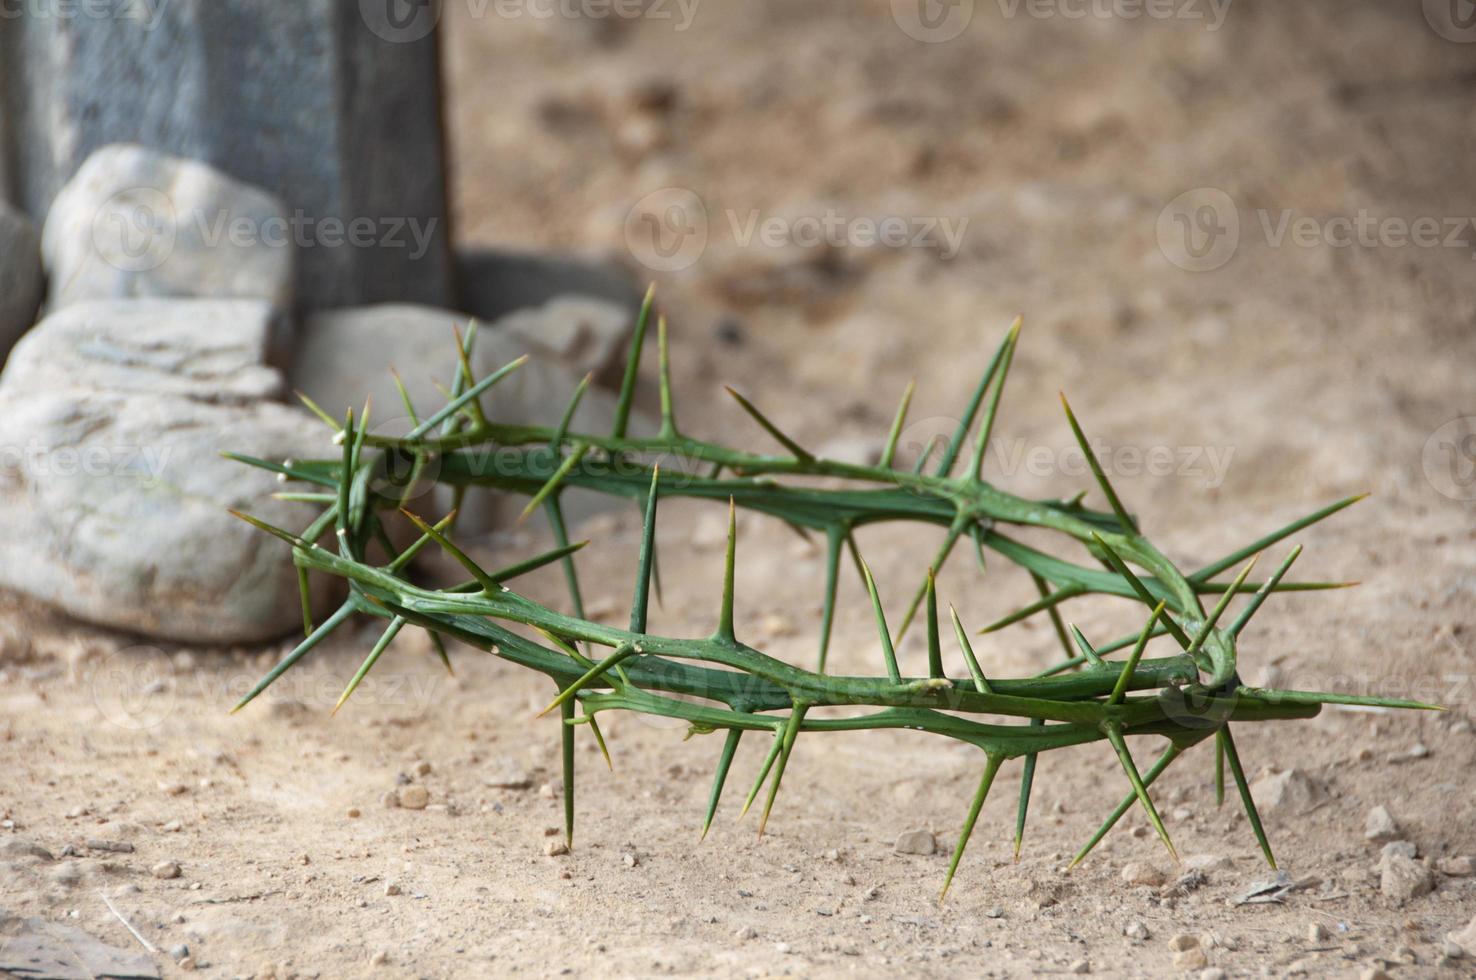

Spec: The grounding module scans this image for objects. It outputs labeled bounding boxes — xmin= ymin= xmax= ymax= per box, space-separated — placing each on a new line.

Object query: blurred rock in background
xmin=0 ymin=0 xmax=453 ymax=311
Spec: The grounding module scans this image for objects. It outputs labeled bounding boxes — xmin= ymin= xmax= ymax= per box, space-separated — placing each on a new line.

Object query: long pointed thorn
xmin=586 ymin=710 xmax=612 ymax=771
xmin=1185 ymin=554 xmax=1258 ymax=658
xmin=657 ymin=314 xmax=678 ymax=439
xmin=881 ymin=380 xmax=916 ymax=469
xmin=297 ymin=566 xmax=315 ymax=638
xmin=1014 ymin=723 xmax=1042 ymax=862
xmin=1060 ymin=393 xmax=1134 ymax=532
xmin=332 ymin=616 xmax=406 ymax=716
xmin=1194 ymin=494 xmax=1367 ymax=581
xmin=562 ymin=698 xmax=576 ymax=848
xmin=1104 ymin=725 xmax=1178 ymax=864
xmin=701 ymin=729 xmax=744 ymax=841
xmin=1091 ymin=534 xmax=1192 ymax=647
xmin=939 ymin=753 xmax=1004 ymax=903
xmin=520 ymin=443 xmax=591 ymax=522
xmin=948 ymin=605 xmax=993 ymax=694
xmin=757 ymin=704 xmax=809 ymax=837
xmin=977 ymin=585 xmax=1081 ymax=635
xmin=490 ymin=540 xmax=590 ymax=584
xmin=724 ymin=386 xmax=813 ymax=461
xmin=1067 ymin=624 xmax=1106 ymax=668
xmin=1229 ymin=546 xmax=1302 ymax=639
xmin=1068 ymin=743 xmax=1183 ymax=869
xmin=451 ymin=324 xmax=489 ymax=428
xmin=295 ymin=390 xmax=341 ymax=430
xmin=816 ymin=526 xmax=845 ymax=673
xmin=551 ymin=373 xmax=593 ymax=449
xmin=968 ymin=316 xmax=1022 ymax=481
xmin=738 ymin=730 xmax=786 ymax=821
xmin=716 ymin=497 xmax=738 ymax=643
xmin=924 ymin=570 xmax=944 ymax=680
xmin=630 ymin=466 xmax=661 ymax=634
xmin=1214 ymin=736 xmax=1226 ymax=807
xmin=544 ymin=498 xmax=587 ymax=623
xmin=859 ymin=557 xmax=902 ymax=683
xmin=408 ymin=355 xmax=527 ymax=439
xmin=897 ymin=520 xmax=965 ymax=641
xmin=612 ymin=284 xmax=656 ymax=440
xmin=389 ymin=368 xmax=421 ymax=427
xmin=539 ymin=644 xmax=638 ymax=716
xmin=1219 ymin=727 xmax=1276 ymax=869
xmin=232 ymin=602 xmax=355 ymax=713
xmin=935 ymin=319 xmax=1019 ymax=478
xmin=1109 ymin=601 xmax=1166 ymax=705
xmin=400 ymin=509 xmax=500 ymax=594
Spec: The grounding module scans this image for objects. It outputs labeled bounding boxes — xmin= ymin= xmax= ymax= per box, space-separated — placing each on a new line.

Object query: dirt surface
xmin=5 ymin=1 xmax=1476 ymax=977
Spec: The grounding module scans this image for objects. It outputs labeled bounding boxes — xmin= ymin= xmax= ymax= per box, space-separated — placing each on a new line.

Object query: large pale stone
xmin=3 ymin=299 xmax=287 ymax=403
xmin=0 ymin=297 xmax=331 ymax=642
xmin=0 ymin=389 xmax=332 ymax=642
xmin=40 ymin=145 xmax=294 ymax=314
xmin=0 ymin=202 xmax=43 ymax=359
xmin=1 ymin=1 xmax=451 ymax=310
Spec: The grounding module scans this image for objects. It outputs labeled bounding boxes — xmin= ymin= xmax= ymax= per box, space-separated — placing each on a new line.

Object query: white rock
xmin=894 ymin=829 xmax=935 ymax=856
xmin=1379 ymin=854 xmax=1433 ymax=903
xmin=1364 ymin=805 xmax=1399 ymax=842
xmin=1449 ymin=914 xmax=1476 ymax=955
xmin=41 ymin=144 xmax=294 ymax=312
xmin=492 ymin=296 xmax=633 ymax=384
xmin=0 ymin=204 xmax=44 ymax=358
xmin=1120 ymin=862 xmax=1166 ymax=887
xmin=1249 ymin=767 xmax=1327 ymax=811
xmin=1438 ymin=855 xmax=1475 ymax=877
xmin=0 ymin=387 xmax=333 ymax=642
xmin=3 ymin=300 xmax=287 ymax=402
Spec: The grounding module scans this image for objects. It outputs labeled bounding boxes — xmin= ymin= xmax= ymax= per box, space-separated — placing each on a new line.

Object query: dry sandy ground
xmin=4 ymin=1 xmax=1476 ymax=977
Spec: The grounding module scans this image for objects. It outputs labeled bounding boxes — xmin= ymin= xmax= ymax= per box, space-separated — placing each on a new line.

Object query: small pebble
xmin=178 ymin=957 xmax=196 ymax=971
xmin=384 ymin=882 xmax=401 ymax=896
xmin=1173 ymin=948 xmax=1209 ymax=970
xmin=1438 ymin=856 xmax=1475 ymax=877
xmin=399 ymin=785 xmax=429 ymax=810
xmin=1199 ymin=971 xmax=1227 ymax=980
xmin=162 ymin=819 xmax=183 ymax=832
xmin=1365 ymin=805 xmax=1400 ymax=842
xmin=158 ymin=782 xmax=188 ymax=797
xmin=414 ymin=761 xmax=432 ymax=776
xmin=545 ymin=841 xmax=570 ymax=857
xmin=370 ymin=950 xmax=390 ymax=966
xmin=735 ymin=926 xmax=756 ymax=941
xmin=1308 ymin=922 xmax=1330 ymax=942
xmin=381 ymin=791 xmax=400 ymax=809
xmin=1124 ymin=920 xmax=1150 ymax=941
xmin=1068 ymin=959 xmax=1090 ymax=974
xmin=1121 ymin=862 xmax=1166 ymax=887
xmin=1169 ymin=934 xmax=1200 ymax=952
xmin=622 ymin=852 xmax=638 ymax=868
xmin=985 ymin=907 xmax=1004 ymax=919
xmin=894 ymin=829 xmax=935 ymax=856
xmin=346 ymin=807 xmax=361 ymax=818
xmin=168 ymin=943 xmax=190 ymax=961
xmin=151 ymin=861 xmax=181 ymax=880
